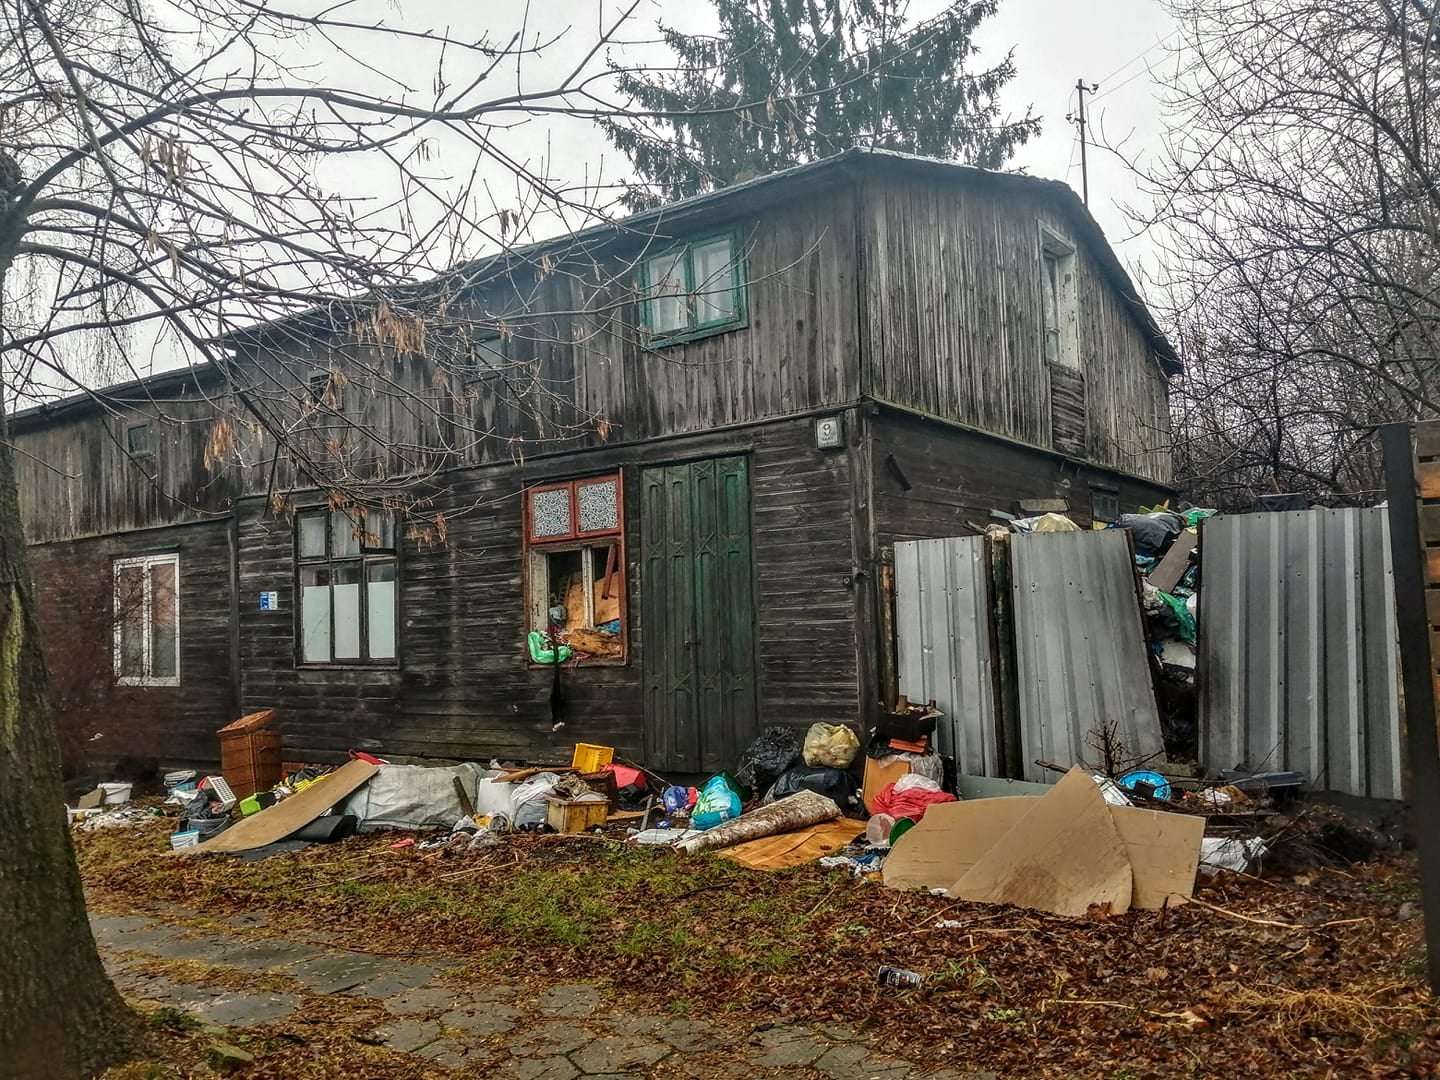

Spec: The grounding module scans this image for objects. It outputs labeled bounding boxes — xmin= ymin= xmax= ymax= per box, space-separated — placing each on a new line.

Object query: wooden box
xmin=217 ymin=710 xmax=282 ymax=799
xmin=545 ymin=797 xmax=609 ymax=834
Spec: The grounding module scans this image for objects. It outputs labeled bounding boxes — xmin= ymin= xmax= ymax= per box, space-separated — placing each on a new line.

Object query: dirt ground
xmin=78 ymin=814 xmax=1440 ymax=1078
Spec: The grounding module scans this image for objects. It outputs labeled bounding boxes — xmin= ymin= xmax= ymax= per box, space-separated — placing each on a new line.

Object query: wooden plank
xmin=1420 ymin=460 xmax=1440 ymax=500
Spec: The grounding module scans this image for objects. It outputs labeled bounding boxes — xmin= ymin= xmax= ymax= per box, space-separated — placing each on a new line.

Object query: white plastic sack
xmin=877 ymin=751 xmax=944 ymax=785
xmin=1199 ymin=836 xmax=1266 ymax=875
xmin=511 ymin=772 xmax=562 ymax=829
xmin=473 ymin=779 xmax=517 ymax=819
xmin=893 ymin=773 xmax=941 ymax=794
xmin=339 ymin=763 xmax=485 ymax=831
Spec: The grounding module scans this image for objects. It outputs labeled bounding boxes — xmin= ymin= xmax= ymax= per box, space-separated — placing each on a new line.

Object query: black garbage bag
xmin=764 ymin=765 xmax=861 ymax=810
xmin=734 ymin=725 xmax=804 ymax=795
xmin=1115 ymin=512 xmax=1186 ymax=558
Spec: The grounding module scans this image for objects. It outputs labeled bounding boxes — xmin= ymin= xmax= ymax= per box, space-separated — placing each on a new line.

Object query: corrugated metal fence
xmin=895 ymin=530 xmax=1162 ymax=781
xmin=1198 ymin=509 xmax=1401 ymax=800
xmin=893 ymin=536 xmax=1000 ymax=775
xmin=1010 ymin=530 xmax=1165 ymax=782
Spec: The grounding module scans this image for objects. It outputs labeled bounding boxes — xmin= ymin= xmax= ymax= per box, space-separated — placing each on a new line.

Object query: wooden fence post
xmin=1380 ymin=421 xmax=1440 ymax=994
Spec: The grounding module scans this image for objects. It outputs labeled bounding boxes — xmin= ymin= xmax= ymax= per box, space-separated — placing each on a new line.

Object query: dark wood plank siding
xmin=861 ymin=172 xmax=1171 ymax=483
xmin=237 ymin=414 xmax=860 ymax=766
xmin=31 ymin=520 xmax=236 ymax=768
xmin=870 ymin=408 xmax=1172 ymax=546
xmin=14 ymin=385 xmax=239 ymax=543
xmin=1049 ymin=364 xmax=1088 ymax=458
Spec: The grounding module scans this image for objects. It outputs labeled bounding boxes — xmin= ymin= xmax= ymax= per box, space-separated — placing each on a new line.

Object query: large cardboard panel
xmin=863 ymin=757 xmax=911 ymax=812
xmin=880 ymin=797 xmax=1033 ymax=892
xmin=184 ymin=760 xmax=379 ymax=855
xmin=720 ymin=818 xmax=866 ymax=871
xmin=1111 ymin=805 xmax=1205 ymax=909
xmin=949 ymin=768 xmax=1133 ymax=916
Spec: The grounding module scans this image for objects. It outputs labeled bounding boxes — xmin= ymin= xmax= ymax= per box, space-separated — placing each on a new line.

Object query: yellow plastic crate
xmin=570 ymin=743 xmax=615 ymax=772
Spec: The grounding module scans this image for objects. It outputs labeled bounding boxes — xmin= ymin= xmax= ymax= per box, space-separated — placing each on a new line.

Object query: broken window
xmin=639 ymin=232 xmax=745 ymax=343
xmin=126 ymin=422 xmax=154 ymax=458
xmin=1039 ymin=226 xmax=1079 ymax=368
xmin=524 ymin=473 xmax=626 ymax=662
xmin=113 ymin=553 xmax=179 ymax=685
xmin=296 ymin=508 xmax=398 ymax=665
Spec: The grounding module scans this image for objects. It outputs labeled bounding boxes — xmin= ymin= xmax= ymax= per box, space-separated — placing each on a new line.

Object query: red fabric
xmin=604 ymin=764 xmax=645 ymax=789
xmin=870 ymin=782 xmax=956 ymax=822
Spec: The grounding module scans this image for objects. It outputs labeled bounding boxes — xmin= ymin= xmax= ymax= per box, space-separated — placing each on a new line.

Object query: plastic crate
xmin=570 ymin=743 xmax=614 ymax=773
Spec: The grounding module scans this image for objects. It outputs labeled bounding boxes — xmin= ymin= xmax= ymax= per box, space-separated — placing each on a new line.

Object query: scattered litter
xmin=1116 ymin=769 xmax=1172 ymax=802
xmin=628 ymin=828 xmax=700 ymax=846
xmin=875 ymin=966 xmax=924 ymax=988
xmin=1200 ymin=836 xmax=1267 ymax=876
xmin=692 ymin=774 xmax=743 ymax=831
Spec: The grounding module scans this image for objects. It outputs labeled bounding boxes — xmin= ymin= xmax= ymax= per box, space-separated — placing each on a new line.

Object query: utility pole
xmin=1067 ymin=78 xmax=1099 ymax=205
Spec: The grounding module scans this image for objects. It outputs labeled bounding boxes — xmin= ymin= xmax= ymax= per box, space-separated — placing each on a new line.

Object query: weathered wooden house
xmin=14 ymin=149 xmax=1177 ymax=775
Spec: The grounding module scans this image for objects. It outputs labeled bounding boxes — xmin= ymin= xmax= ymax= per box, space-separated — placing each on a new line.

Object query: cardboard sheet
xmin=184 ymin=759 xmax=379 ymax=855
xmin=719 ymin=818 xmax=866 ymax=870
xmin=1112 ymin=805 xmax=1205 ymax=909
xmin=880 ymin=797 xmax=1033 ymax=892
xmin=949 ymin=768 xmax=1134 ymax=916
xmin=881 ymin=771 xmax=1205 ymax=913
xmin=862 ymin=757 xmax=911 ymax=812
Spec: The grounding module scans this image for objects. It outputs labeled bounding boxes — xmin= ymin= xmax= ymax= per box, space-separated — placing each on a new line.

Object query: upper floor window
xmin=126 ymin=422 xmax=154 ymax=458
xmin=524 ymin=473 xmax=626 ymax=663
xmin=1039 ymin=227 xmax=1079 ymax=368
xmin=296 ymin=508 xmax=398 ymax=665
xmin=639 ymin=233 xmax=745 ymax=344
xmin=114 ymin=553 xmax=179 ymax=686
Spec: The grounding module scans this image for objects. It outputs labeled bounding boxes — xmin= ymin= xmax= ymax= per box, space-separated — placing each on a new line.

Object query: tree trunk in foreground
xmin=0 ymin=422 xmax=140 ymax=1078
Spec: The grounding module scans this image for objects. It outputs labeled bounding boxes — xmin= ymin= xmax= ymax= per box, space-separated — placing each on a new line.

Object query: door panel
xmin=642 ymin=455 xmax=757 ymax=773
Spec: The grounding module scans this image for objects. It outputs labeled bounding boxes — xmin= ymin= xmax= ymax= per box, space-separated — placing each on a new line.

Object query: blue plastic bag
xmin=691 ymin=775 xmax=742 ymax=831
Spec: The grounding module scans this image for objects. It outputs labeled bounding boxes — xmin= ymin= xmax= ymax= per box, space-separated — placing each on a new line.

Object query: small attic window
xmin=126 ymin=422 xmax=153 ymax=457
xmin=307 ymin=370 xmax=331 ymax=403
xmin=1039 ymin=226 xmax=1079 ymax=369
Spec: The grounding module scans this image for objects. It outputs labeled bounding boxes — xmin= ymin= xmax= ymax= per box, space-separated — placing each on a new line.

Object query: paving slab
xmin=439 ymin=1000 xmax=523 ymax=1038
xmin=382 ymin=986 xmax=467 ymax=1016
xmin=347 ymin=963 xmax=438 ymax=999
xmin=217 ymin=938 xmax=324 ymax=971
xmin=510 ymin=1021 xmax=593 ymax=1057
xmin=375 ymin=1018 xmax=443 ymax=1053
xmin=536 ymin=982 xmax=602 ymax=1018
xmin=568 ymin=1034 xmax=670 ymax=1074
xmin=190 ymin=991 xmax=299 ymax=1028
xmin=813 ymin=1042 xmax=913 ymax=1080
xmin=496 ymin=1057 xmax=581 ymax=1080
xmin=748 ymin=1026 xmax=829 ymax=1070
xmin=413 ymin=1038 xmax=476 ymax=1069
xmin=289 ymin=952 xmax=386 ymax=994
xmin=145 ymin=933 xmax=236 ymax=964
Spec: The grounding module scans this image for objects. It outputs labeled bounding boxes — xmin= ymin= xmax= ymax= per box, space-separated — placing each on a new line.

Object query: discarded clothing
xmin=869 ymin=777 xmax=957 ymax=822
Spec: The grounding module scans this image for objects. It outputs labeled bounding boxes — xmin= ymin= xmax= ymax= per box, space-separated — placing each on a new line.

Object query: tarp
xmin=185 ymin=760 xmax=378 ymax=855
xmin=338 ymin=763 xmax=486 ymax=831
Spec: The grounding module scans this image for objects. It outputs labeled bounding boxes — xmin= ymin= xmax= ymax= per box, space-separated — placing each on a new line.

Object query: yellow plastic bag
xmin=802 ymin=723 xmax=860 ymax=769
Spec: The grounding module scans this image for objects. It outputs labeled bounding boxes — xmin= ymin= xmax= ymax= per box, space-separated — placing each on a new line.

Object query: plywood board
xmin=1147 ymin=529 xmax=1197 ymax=593
xmin=949 ymin=768 xmax=1133 ymax=916
xmin=880 ymin=797 xmax=1034 ymax=892
xmin=184 ymin=760 xmax=379 ymax=855
xmin=862 ymin=757 xmax=911 ymax=812
xmin=720 ymin=818 xmax=866 ymax=871
xmin=1111 ymin=805 xmax=1204 ymax=909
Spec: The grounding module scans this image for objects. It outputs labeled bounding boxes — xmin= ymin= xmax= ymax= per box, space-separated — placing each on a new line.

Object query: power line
xmin=1091 ymin=29 xmax=1180 ymax=101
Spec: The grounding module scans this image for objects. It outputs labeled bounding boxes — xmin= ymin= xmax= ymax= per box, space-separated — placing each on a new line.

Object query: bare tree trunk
xmin=0 ymin=387 xmax=139 ymax=1076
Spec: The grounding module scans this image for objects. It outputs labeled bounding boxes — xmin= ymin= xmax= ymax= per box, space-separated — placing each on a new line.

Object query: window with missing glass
xmin=126 ymin=422 xmax=153 ymax=457
xmin=113 ymin=553 xmax=179 ymax=686
xmin=524 ymin=473 xmax=626 ymax=663
xmin=295 ymin=508 xmax=398 ymax=665
xmin=1039 ymin=226 xmax=1079 ymax=368
xmin=638 ymin=232 xmax=745 ymax=344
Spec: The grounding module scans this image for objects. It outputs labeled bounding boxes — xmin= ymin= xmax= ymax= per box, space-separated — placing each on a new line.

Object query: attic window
xmin=1039 ymin=226 xmax=1079 ymax=369
xmin=307 ymin=370 xmax=331 ymax=403
xmin=126 ymin=422 xmax=153 ymax=457
xmin=639 ymin=233 xmax=745 ymax=344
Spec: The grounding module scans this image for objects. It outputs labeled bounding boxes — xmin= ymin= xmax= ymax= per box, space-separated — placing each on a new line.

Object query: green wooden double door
xmin=641 ymin=455 xmax=758 ymax=774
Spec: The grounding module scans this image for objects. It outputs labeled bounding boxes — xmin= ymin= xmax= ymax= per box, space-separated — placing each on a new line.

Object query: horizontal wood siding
xmin=870 ymin=409 xmax=1172 ymax=546
xmin=862 ymin=173 xmax=1171 ymax=484
xmin=31 ymin=520 xmax=235 ymax=768
xmin=236 ymin=415 xmax=861 ymax=766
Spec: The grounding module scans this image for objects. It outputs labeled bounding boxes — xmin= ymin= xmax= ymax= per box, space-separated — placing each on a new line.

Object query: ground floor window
xmin=524 ymin=473 xmax=626 ymax=662
xmin=296 ymin=508 xmax=398 ymax=664
xmin=113 ymin=553 xmax=180 ymax=685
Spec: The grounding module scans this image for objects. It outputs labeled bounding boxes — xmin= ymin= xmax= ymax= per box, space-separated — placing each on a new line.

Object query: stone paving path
xmin=90 ymin=907 xmax=993 ymax=1079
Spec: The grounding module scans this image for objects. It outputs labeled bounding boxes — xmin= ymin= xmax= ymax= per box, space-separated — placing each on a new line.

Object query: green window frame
xmin=638 ymin=231 xmax=746 ymax=345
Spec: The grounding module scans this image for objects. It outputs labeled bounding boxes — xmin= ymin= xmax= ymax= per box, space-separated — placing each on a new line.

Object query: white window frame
xmin=112 ymin=553 xmax=181 ymax=687
xmin=1039 ymin=225 xmax=1080 ymax=369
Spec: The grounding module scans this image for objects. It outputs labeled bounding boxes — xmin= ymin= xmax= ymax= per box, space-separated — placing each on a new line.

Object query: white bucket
xmin=98 ymin=782 xmax=133 ymax=806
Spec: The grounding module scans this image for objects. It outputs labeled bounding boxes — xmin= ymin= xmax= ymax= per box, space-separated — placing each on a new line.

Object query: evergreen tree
xmin=603 ymin=0 xmax=1040 ymax=208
